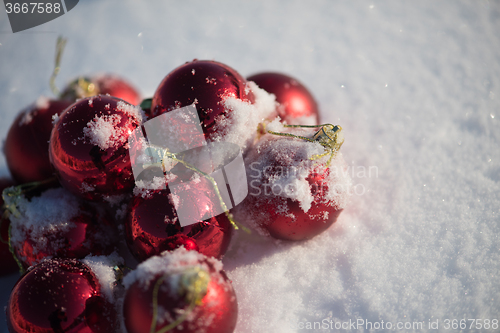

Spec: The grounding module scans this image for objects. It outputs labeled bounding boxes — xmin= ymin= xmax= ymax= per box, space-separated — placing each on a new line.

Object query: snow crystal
xmin=81 ymin=182 xmax=95 ymax=192
xmin=51 ymin=113 xmax=59 ymax=125
xmin=168 ymin=193 xmax=180 ymax=210
xmin=18 ymin=108 xmax=33 ymax=126
xmin=83 ymin=113 xmax=123 ymax=150
xmin=116 ymin=100 xmax=144 ymax=123
xmin=102 ymin=193 xmax=127 ymax=206
xmin=210 ymin=81 xmax=277 ymax=151
xmin=264 ymin=117 xmax=286 ymax=133
xmin=8 ymin=188 xmax=81 ymax=256
xmin=81 ymin=99 xmax=144 ymax=151
xmin=133 ymin=176 xmax=167 ymax=198
xmin=83 ymin=252 xmax=124 ymax=302
xmin=18 ymin=96 xmax=50 ymax=126
xmin=283 ymin=114 xmax=317 ymax=126
xmin=34 ymin=95 xmax=50 ymax=110
xmin=114 ymin=202 xmax=129 ymax=221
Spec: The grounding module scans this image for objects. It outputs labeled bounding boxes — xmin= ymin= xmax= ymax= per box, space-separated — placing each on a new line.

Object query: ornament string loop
xmin=266 ymin=123 xmax=344 ymax=167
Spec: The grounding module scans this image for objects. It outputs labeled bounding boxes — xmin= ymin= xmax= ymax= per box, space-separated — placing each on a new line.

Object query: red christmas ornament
xmin=0 ymin=178 xmax=19 ymax=276
xmin=237 ymin=127 xmax=350 ymax=241
xmin=61 ymin=73 xmax=141 ymax=105
xmin=125 ymin=177 xmax=232 ymax=262
xmin=6 ymin=258 xmax=117 ymax=333
xmin=151 ymin=60 xmax=254 ymax=139
xmin=257 ymin=167 xmax=343 ymax=241
xmin=9 ymin=187 xmax=117 ymax=270
xmin=248 ymin=72 xmax=320 ymax=125
xmin=49 ymin=95 xmax=143 ymax=201
xmin=123 ymin=248 xmax=237 ymax=333
xmin=4 ymin=98 xmax=72 ymax=184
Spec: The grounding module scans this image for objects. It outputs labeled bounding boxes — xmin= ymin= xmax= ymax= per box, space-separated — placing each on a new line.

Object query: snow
xmin=122 ymin=247 xmax=221 ymax=290
xmin=82 ymin=252 xmax=124 ymax=302
xmin=1 ymin=1 xmax=500 ymax=333
xmin=116 ymin=100 xmax=144 ymax=123
xmin=8 ymin=188 xmax=81 ymax=260
xmin=82 ymin=100 xmax=143 ymax=150
xmin=84 ymin=113 xmax=126 ymax=150
xmin=34 ymin=95 xmax=50 ymax=110
xmin=212 ymin=81 xmax=277 ymax=151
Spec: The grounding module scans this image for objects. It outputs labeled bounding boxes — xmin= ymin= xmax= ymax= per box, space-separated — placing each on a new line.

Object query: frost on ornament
xmin=8 ymin=187 xmax=118 ymax=269
xmin=233 ymin=126 xmax=351 ymax=241
xmin=82 ymin=252 xmax=124 ymax=302
xmin=211 ymin=81 xmax=277 ymax=152
xmin=83 ymin=113 xmax=124 ymax=150
xmin=82 ymin=101 xmax=143 ymax=151
xmin=122 ymin=247 xmax=237 ymax=333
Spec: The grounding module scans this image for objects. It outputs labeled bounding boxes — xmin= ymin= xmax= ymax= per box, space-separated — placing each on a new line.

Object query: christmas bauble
xmin=236 ymin=128 xmax=350 ymax=240
xmin=248 ymin=72 xmax=320 ymax=125
xmin=61 ymin=73 xmax=141 ymax=106
xmin=49 ymin=95 xmax=143 ymax=201
xmin=4 ymin=97 xmax=72 ymax=184
xmin=123 ymin=248 xmax=237 ymax=333
xmin=151 ymin=60 xmax=254 ymax=140
xmin=6 ymin=258 xmax=117 ymax=333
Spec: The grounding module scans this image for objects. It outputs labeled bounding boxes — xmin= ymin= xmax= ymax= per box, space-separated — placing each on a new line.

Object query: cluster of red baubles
xmin=1 ymin=60 xmax=343 ymax=333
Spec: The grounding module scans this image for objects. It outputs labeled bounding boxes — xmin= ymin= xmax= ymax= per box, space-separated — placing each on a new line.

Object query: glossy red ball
xmin=123 ymin=249 xmax=237 ymax=333
xmin=248 ymin=72 xmax=320 ymax=125
xmin=9 ymin=188 xmax=117 ymax=270
xmin=61 ymin=73 xmax=141 ymax=106
xmin=0 ymin=178 xmax=19 ymax=276
xmin=49 ymin=95 xmax=143 ymax=201
xmin=151 ymin=60 xmax=254 ymax=140
xmin=4 ymin=98 xmax=72 ymax=184
xmin=6 ymin=258 xmax=117 ymax=333
xmin=125 ymin=178 xmax=232 ymax=262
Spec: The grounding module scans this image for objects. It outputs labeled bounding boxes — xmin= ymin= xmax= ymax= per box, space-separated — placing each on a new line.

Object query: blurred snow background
xmin=1 ymin=1 xmax=499 ymax=332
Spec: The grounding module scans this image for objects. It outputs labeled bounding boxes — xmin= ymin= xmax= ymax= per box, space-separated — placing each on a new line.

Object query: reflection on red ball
xmin=49 ymin=95 xmax=142 ymax=201
xmin=248 ymin=72 xmax=320 ymax=125
xmin=61 ymin=73 xmax=141 ymax=106
xmin=125 ymin=178 xmax=232 ymax=262
xmin=4 ymin=98 xmax=72 ymax=184
xmin=6 ymin=258 xmax=117 ymax=333
xmin=151 ymin=60 xmax=254 ymax=139
xmin=123 ymin=249 xmax=237 ymax=333
xmin=0 ymin=178 xmax=19 ymax=276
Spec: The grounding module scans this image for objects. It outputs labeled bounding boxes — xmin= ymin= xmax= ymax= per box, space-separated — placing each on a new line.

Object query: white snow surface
xmin=1 ymin=1 xmax=499 ymax=333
